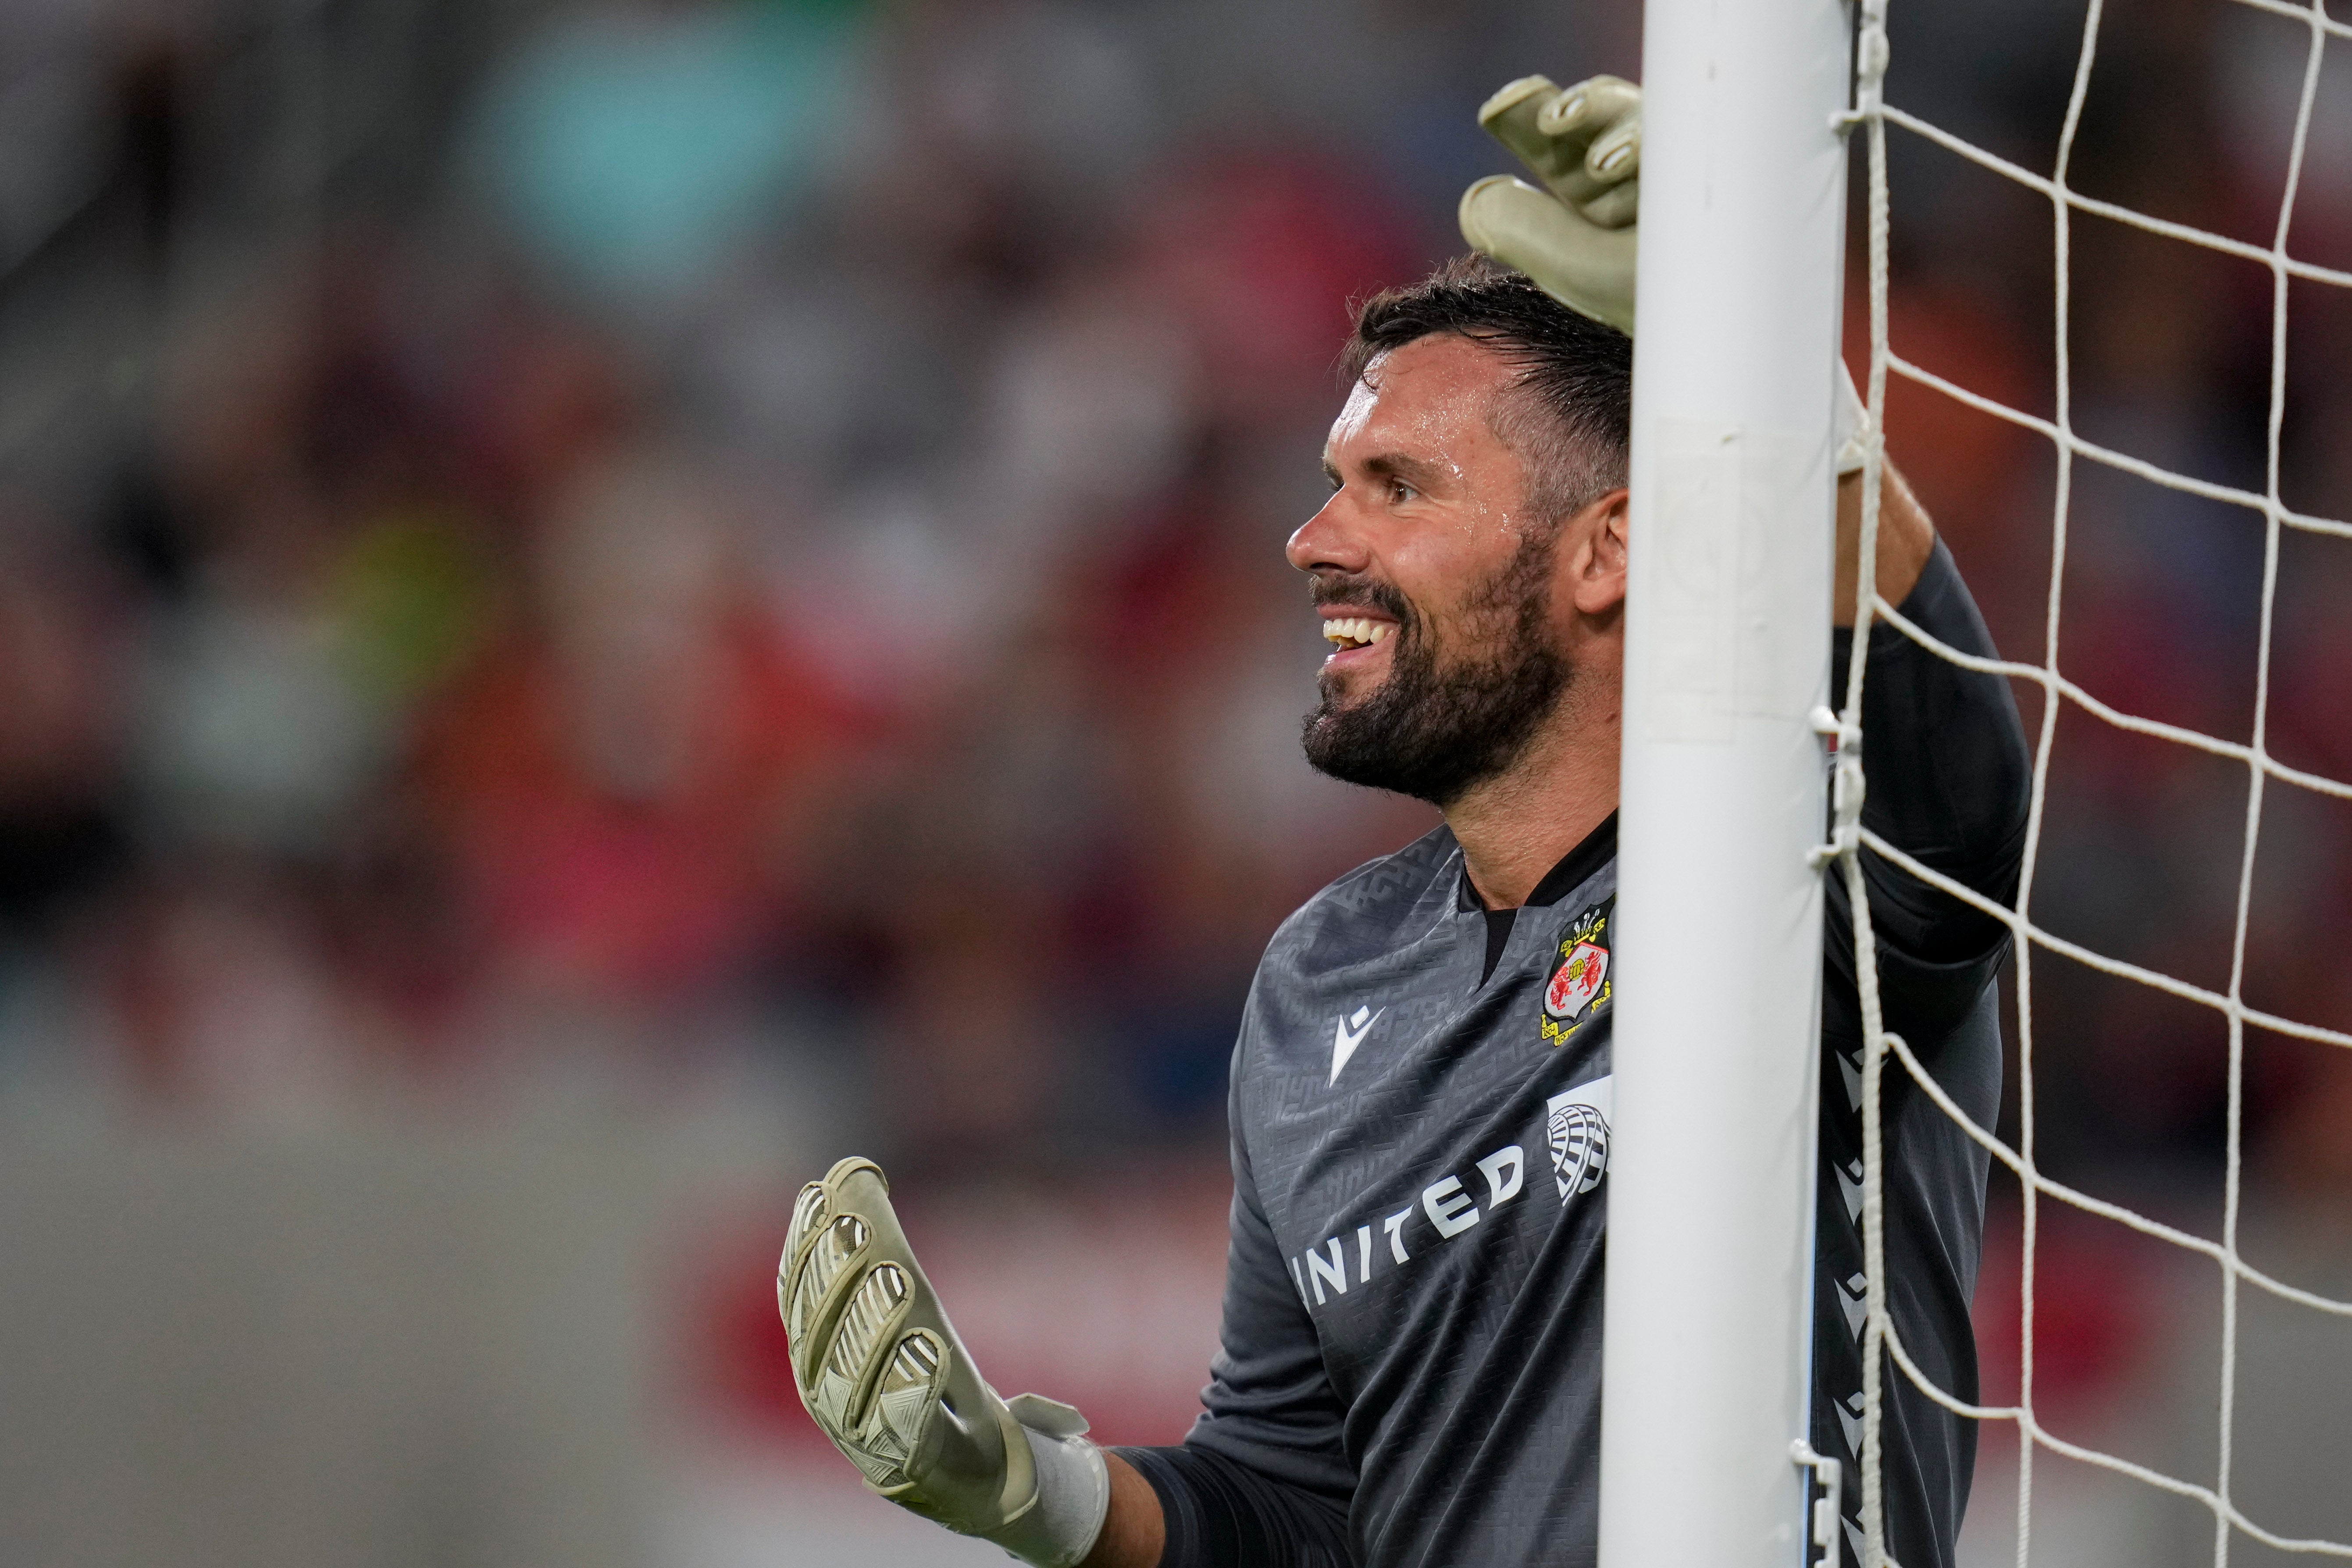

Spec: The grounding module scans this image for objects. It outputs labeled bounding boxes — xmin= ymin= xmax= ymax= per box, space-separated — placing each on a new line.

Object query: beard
xmin=1300 ymin=529 xmax=1568 ymax=808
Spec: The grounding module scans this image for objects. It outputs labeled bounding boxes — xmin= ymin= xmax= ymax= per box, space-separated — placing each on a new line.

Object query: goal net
xmin=1838 ymin=1 xmax=2352 ymax=1564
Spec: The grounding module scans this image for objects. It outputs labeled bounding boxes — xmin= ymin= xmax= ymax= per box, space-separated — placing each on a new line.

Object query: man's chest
xmin=1239 ymin=894 xmax=1622 ymax=1390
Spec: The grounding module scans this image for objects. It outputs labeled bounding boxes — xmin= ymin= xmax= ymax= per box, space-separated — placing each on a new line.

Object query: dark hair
xmin=1340 ymin=255 xmax=1632 ymax=525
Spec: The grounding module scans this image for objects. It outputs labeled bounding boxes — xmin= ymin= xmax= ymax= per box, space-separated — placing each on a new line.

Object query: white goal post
xmin=1610 ymin=0 xmax=2352 ymax=1564
xmin=1602 ymin=1 xmax=1857 ymax=1566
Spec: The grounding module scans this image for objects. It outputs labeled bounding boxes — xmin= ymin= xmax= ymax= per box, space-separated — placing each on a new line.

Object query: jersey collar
xmin=1452 ymin=809 xmax=1620 ymax=914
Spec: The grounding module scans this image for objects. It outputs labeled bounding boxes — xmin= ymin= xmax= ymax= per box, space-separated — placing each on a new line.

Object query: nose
xmin=1287 ymin=489 xmax=1371 ymax=577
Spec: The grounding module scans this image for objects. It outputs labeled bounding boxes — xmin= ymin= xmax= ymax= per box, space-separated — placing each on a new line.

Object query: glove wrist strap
xmin=984 ymin=1423 xmax=1110 ymax=1568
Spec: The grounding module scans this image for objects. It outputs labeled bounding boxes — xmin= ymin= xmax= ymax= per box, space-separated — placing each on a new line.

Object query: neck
xmin=1444 ymin=677 xmax=1621 ymax=910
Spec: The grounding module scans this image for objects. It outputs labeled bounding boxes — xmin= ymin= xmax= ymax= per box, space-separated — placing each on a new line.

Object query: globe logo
xmin=1548 ymin=1101 xmax=1611 ymax=1201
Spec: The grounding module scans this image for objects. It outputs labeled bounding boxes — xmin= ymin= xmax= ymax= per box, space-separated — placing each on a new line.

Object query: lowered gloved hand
xmin=1460 ymin=71 xmax=1873 ymax=472
xmin=780 ymin=1157 xmax=1111 ymax=1568
xmin=1459 ymin=73 xmax=1643 ymax=334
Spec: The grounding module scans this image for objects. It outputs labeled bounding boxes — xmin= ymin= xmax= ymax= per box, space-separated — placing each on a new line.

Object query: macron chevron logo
xmin=1330 ymin=1005 xmax=1384 ymax=1085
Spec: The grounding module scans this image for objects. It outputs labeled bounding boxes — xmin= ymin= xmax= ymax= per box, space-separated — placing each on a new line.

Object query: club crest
xmin=1540 ymin=896 xmax=1614 ymax=1047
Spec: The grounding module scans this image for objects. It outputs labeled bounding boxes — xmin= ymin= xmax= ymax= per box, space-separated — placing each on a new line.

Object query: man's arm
xmin=1458 ymin=71 xmax=1939 ymax=639
xmin=1079 ymin=1457 xmax=1164 ymax=1568
xmin=1105 ymin=1077 xmax=1358 ymax=1568
xmin=1835 ymin=456 xmax=1937 ymax=628
xmin=1112 ymin=1445 xmax=1355 ymax=1568
xmin=1816 ymin=456 xmax=2024 ymax=1568
xmin=1828 ymin=456 xmax=2032 ymax=1015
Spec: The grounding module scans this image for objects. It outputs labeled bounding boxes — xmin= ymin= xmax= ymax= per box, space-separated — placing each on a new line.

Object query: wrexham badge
xmin=1540 ymin=896 xmax=1614 ymax=1047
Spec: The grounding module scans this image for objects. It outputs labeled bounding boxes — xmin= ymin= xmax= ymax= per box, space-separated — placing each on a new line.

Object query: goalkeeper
xmin=779 ymin=73 xmax=2030 ymax=1568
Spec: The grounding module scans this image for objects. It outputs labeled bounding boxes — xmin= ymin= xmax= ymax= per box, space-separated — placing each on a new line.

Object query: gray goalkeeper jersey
xmin=1154 ymin=542 xmax=2030 ymax=1568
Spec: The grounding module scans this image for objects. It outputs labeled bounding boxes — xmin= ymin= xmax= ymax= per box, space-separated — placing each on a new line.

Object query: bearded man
xmin=778 ymin=74 xmax=2028 ymax=1568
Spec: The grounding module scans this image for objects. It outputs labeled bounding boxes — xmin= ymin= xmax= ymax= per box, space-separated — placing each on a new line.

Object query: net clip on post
xmin=1807 ymin=707 xmax=1865 ymax=869
xmin=1790 ymin=1439 xmax=1844 ymax=1568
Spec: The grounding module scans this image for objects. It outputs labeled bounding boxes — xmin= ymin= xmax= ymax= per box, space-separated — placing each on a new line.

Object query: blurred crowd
xmin=0 ymin=0 xmax=2348 ymax=1562
xmin=0 ymin=0 xmax=1564 ymax=1158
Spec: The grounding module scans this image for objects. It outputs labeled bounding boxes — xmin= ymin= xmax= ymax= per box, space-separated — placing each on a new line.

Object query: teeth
xmin=1322 ymin=617 xmax=1394 ymax=649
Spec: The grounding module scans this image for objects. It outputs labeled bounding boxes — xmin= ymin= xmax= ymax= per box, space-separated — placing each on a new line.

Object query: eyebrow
xmin=1323 ymin=451 xmax=1451 ymax=491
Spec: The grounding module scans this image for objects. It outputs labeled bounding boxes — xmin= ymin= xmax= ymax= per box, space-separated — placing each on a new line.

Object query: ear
xmin=1567 ymin=487 xmax=1629 ymax=617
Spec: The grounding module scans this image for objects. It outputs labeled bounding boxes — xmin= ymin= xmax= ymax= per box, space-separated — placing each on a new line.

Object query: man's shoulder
xmin=1262 ymin=822 xmax=1463 ymax=978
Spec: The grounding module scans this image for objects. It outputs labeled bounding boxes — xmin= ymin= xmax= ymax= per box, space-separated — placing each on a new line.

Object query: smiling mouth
xmin=1322 ymin=617 xmax=1397 ymax=653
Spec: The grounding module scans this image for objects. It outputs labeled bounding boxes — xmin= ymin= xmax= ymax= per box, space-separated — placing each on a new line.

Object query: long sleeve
xmin=1111 ymin=1041 xmax=1358 ymax=1567
xmin=1116 ymin=1446 xmax=1356 ymax=1568
xmin=1813 ymin=536 xmax=2026 ymax=1568
xmin=1828 ymin=537 xmax=2032 ymax=1037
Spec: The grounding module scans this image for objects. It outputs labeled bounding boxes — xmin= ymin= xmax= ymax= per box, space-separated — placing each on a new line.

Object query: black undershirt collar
xmin=1464 ymin=810 xmax=1620 ymax=987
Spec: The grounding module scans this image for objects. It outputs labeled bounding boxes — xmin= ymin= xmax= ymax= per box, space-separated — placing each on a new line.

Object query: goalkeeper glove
xmin=1460 ymin=72 xmax=1874 ymax=474
xmin=780 ymin=1157 xmax=1111 ymax=1568
xmin=1459 ymin=73 xmax=1642 ymax=334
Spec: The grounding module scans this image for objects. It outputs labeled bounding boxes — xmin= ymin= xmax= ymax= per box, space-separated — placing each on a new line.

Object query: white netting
xmin=1833 ymin=1 xmax=2352 ymax=1564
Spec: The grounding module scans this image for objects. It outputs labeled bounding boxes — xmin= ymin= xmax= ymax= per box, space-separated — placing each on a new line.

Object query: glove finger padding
xmin=780 ymin=1157 xmax=1037 ymax=1533
xmin=1460 ymin=175 xmax=1638 ymax=335
xmin=1479 ymin=74 xmax=1642 ymax=224
xmin=1462 ymin=72 xmax=1643 ymax=335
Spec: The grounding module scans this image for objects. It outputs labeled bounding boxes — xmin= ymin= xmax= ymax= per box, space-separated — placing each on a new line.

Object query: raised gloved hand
xmin=1459 ymin=72 xmax=1873 ymax=471
xmin=1459 ymin=74 xmax=1643 ymax=334
xmin=780 ymin=1157 xmax=1110 ymax=1568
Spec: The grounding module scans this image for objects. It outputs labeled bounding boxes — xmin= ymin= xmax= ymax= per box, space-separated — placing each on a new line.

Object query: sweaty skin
xmin=1076 ymin=335 xmax=1935 ymax=1567
xmin=1292 ymin=333 xmax=1931 ymax=909
xmin=1294 ymin=335 xmax=1626 ymax=910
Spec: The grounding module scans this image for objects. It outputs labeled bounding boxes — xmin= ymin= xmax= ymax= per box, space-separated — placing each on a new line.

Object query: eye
xmin=1387 ymin=477 xmax=1418 ymax=505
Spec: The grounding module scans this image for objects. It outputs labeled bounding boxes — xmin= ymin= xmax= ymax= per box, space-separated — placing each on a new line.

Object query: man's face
xmin=1288 ymin=334 xmax=1574 ymax=807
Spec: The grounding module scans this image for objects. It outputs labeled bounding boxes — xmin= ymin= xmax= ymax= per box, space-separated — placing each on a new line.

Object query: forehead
xmin=1327 ymin=333 xmax=1517 ymax=458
